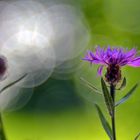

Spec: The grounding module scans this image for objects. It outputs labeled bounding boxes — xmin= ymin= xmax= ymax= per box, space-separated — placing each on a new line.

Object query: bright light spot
xmin=0 ymin=0 xmax=90 ymax=111
xmin=17 ymin=26 xmax=38 ymax=46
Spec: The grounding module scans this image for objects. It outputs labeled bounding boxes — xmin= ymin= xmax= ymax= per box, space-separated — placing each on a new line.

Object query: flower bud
xmin=105 ymin=64 xmax=121 ymax=86
xmin=0 ymin=56 xmax=7 ymax=80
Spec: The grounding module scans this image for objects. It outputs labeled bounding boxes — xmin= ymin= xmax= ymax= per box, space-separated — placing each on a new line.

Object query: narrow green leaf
xmin=0 ymin=74 xmax=27 ymax=94
xmin=95 ymin=104 xmax=112 ymax=139
xmin=101 ymin=78 xmax=113 ymax=116
xmin=117 ymin=77 xmax=126 ymax=90
xmin=134 ymin=132 xmax=140 ymax=140
xmin=80 ymin=77 xmax=102 ymax=94
xmin=115 ymin=83 xmax=138 ymax=107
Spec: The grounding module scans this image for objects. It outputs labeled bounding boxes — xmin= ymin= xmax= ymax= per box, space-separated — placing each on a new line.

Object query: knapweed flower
xmin=83 ymin=46 xmax=140 ymax=85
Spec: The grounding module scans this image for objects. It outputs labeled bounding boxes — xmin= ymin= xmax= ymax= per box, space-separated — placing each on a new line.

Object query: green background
xmin=3 ymin=0 xmax=140 ymax=140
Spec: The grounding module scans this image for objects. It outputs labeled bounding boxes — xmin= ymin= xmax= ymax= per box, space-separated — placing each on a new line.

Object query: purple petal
xmin=82 ymin=50 xmax=105 ymax=64
xmin=127 ymin=57 xmax=140 ymax=67
xmin=82 ymin=51 xmax=94 ymax=63
xmin=125 ymin=48 xmax=137 ymax=58
xmin=119 ymin=60 xmax=128 ymax=66
xmin=83 ymin=46 xmax=140 ymax=68
xmin=97 ymin=65 xmax=104 ymax=76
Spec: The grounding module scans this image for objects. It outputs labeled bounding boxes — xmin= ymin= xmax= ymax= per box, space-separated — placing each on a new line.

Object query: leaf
xmin=117 ymin=77 xmax=126 ymax=90
xmin=115 ymin=83 xmax=138 ymax=107
xmin=80 ymin=77 xmax=102 ymax=94
xmin=95 ymin=104 xmax=112 ymax=139
xmin=0 ymin=74 xmax=27 ymax=94
xmin=134 ymin=132 xmax=140 ymax=140
xmin=101 ymin=78 xmax=113 ymax=116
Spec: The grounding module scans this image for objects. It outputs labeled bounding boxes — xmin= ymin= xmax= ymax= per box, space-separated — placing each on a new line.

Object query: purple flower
xmin=83 ymin=46 xmax=140 ymax=85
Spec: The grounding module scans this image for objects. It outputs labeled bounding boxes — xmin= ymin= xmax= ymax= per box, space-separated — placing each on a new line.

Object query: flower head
xmin=83 ymin=46 xmax=140 ymax=85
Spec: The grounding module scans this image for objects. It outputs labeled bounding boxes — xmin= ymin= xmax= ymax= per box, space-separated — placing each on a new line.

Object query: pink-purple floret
xmin=83 ymin=46 xmax=140 ymax=76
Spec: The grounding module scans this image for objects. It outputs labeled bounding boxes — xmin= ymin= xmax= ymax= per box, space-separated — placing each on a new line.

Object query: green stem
xmin=110 ymin=84 xmax=116 ymax=140
xmin=0 ymin=113 xmax=7 ymax=140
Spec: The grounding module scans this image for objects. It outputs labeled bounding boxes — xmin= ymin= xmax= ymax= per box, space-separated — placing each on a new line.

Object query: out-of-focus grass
xmin=3 ymin=110 xmax=107 ymax=140
xmin=3 ymin=66 xmax=140 ymax=140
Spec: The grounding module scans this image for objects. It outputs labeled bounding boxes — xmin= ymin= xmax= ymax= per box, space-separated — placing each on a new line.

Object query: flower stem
xmin=110 ymin=84 xmax=116 ymax=140
xmin=0 ymin=113 xmax=7 ymax=140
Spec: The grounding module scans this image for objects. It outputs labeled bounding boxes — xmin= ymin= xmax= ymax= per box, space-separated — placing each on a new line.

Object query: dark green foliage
xmin=134 ymin=132 xmax=140 ymax=140
xmin=115 ymin=83 xmax=138 ymax=107
xmin=117 ymin=77 xmax=126 ymax=90
xmin=101 ymin=78 xmax=113 ymax=116
xmin=80 ymin=77 xmax=102 ymax=94
xmin=95 ymin=104 xmax=112 ymax=139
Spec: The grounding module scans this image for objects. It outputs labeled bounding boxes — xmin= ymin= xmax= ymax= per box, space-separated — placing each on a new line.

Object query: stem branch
xmin=110 ymin=84 xmax=116 ymax=140
xmin=0 ymin=113 xmax=7 ymax=140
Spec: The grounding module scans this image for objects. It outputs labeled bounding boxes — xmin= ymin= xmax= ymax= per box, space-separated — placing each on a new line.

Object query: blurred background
xmin=0 ymin=0 xmax=140 ymax=140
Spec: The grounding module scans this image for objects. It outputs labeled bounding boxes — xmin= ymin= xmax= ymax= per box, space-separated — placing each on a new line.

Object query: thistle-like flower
xmin=82 ymin=46 xmax=140 ymax=140
xmin=83 ymin=46 xmax=140 ymax=85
